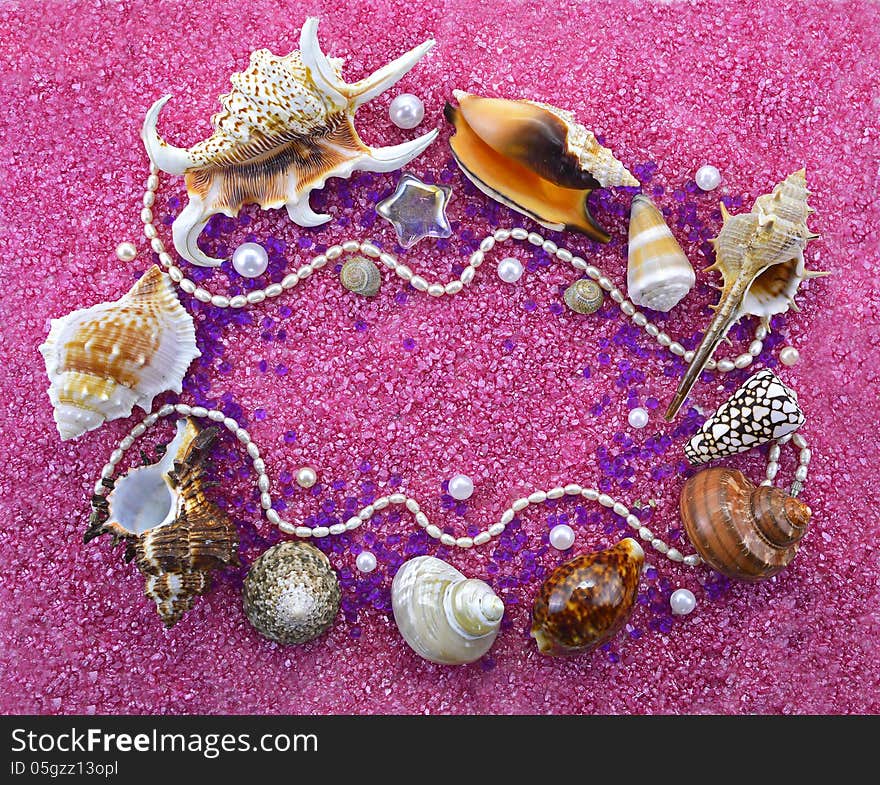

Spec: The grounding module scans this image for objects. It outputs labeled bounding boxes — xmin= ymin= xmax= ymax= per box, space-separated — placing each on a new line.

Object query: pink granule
xmin=1 ymin=0 xmax=878 ymax=715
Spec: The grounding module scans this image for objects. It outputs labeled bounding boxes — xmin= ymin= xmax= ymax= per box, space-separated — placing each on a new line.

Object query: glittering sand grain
xmin=1 ymin=0 xmax=878 ymax=714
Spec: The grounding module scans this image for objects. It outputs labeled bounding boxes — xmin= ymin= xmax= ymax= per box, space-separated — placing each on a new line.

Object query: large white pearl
xmin=448 ymin=474 xmax=474 ymax=501
xmin=549 ymin=524 xmax=575 ymax=551
xmin=779 ymin=346 xmax=800 ymax=366
xmin=670 ymin=588 xmax=697 ymax=615
xmin=695 ymin=165 xmax=722 ymax=192
xmin=232 ymin=242 xmax=269 ymax=278
xmin=115 ymin=241 xmax=137 ymax=262
xmin=497 ymin=257 xmax=524 ymax=284
xmin=356 ymin=551 xmax=377 ymax=573
xmin=389 ymin=93 xmax=425 ymax=130
xmin=295 ymin=466 xmax=317 ymax=489
xmin=628 ymin=407 xmax=649 ymax=429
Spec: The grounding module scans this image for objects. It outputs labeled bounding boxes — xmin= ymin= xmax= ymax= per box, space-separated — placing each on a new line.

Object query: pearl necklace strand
xmin=139 ymin=167 xmax=770 ymax=375
xmin=91 ymin=400 xmax=811 ymax=568
xmin=115 ymin=167 xmax=814 ymax=565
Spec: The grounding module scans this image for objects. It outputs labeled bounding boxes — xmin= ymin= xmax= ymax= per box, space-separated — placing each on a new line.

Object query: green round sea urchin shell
xmin=243 ymin=541 xmax=340 ymax=645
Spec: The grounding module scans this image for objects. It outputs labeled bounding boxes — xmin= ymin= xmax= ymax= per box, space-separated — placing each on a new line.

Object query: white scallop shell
xmin=627 ymin=195 xmax=695 ymax=312
xmin=39 ymin=266 xmax=200 ymax=440
xmin=391 ymin=556 xmax=504 ymax=665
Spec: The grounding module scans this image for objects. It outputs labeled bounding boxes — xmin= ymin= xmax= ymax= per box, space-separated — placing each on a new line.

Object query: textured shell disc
xmin=684 ymin=369 xmax=805 ymax=465
xmin=243 ymin=541 xmax=341 ymax=645
xmin=39 ymin=266 xmax=200 ymax=441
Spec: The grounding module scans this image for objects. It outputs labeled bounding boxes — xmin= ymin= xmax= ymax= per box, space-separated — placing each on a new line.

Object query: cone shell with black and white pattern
xmin=684 ymin=369 xmax=805 ymax=465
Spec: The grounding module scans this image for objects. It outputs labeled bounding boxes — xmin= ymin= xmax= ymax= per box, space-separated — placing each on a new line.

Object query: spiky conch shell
xmin=142 ymin=17 xmax=438 ymax=267
xmin=626 ymin=195 xmax=695 ymax=312
xmin=444 ymin=92 xmax=638 ymax=241
xmin=391 ymin=556 xmax=504 ymax=665
xmin=87 ymin=419 xmax=239 ymax=627
xmin=665 ymin=169 xmax=827 ymax=420
xmin=39 ymin=266 xmax=200 ymax=441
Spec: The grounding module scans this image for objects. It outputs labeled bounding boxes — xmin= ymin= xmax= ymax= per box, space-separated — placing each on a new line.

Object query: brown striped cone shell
xmin=684 ymin=369 xmax=805 ymax=465
xmin=39 ymin=266 xmax=200 ymax=441
xmin=680 ymin=467 xmax=810 ymax=581
xmin=243 ymin=542 xmax=341 ymax=645
xmin=563 ymin=279 xmax=604 ymax=315
xmin=141 ymin=18 xmax=437 ymax=267
xmin=627 ymin=195 xmax=695 ymax=312
xmin=340 ymin=256 xmax=381 ymax=297
xmin=93 ymin=418 xmax=239 ymax=627
xmin=530 ymin=538 xmax=644 ymax=656
xmin=666 ymin=169 xmax=827 ymax=420
xmin=444 ymin=91 xmax=638 ymax=242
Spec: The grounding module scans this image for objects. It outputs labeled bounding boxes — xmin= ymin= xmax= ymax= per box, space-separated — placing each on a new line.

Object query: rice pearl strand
xmin=762 ymin=431 xmax=811 ymax=498
xmin=92 ymin=403 xmax=700 ymax=566
xmin=140 ymin=172 xmax=767 ymax=371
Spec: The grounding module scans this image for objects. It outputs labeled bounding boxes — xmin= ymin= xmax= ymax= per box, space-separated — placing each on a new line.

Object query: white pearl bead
xmin=115 ymin=241 xmax=137 ymax=262
xmin=355 ymin=551 xmax=378 ymax=573
xmin=670 ymin=588 xmax=697 ymax=615
xmin=389 ymin=93 xmax=425 ymax=129
xmin=295 ymin=466 xmax=318 ymax=489
xmin=232 ymin=242 xmax=269 ymax=278
xmin=448 ymin=474 xmax=474 ymax=501
xmin=695 ymin=165 xmax=722 ymax=191
xmin=549 ymin=524 xmax=575 ymax=551
xmin=497 ymin=257 xmax=524 ymax=284
xmin=779 ymin=346 xmax=800 ymax=366
xmin=628 ymin=407 xmax=649 ymax=429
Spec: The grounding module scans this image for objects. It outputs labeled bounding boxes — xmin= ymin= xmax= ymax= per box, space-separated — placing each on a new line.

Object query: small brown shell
xmin=530 ymin=538 xmax=644 ymax=656
xmin=681 ymin=467 xmax=810 ymax=581
xmin=340 ymin=256 xmax=381 ymax=297
xmin=243 ymin=542 xmax=340 ymax=645
xmin=563 ymin=279 xmax=604 ymax=314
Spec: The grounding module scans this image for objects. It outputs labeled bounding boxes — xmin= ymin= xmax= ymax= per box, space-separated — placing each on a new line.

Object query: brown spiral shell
xmin=136 ymin=425 xmax=239 ymax=626
xmin=530 ymin=538 xmax=644 ymax=656
xmin=680 ymin=467 xmax=810 ymax=581
xmin=88 ymin=419 xmax=239 ymax=627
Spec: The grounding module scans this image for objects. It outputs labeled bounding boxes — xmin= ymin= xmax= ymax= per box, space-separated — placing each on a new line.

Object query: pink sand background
xmin=1 ymin=0 xmax=878 ymax=714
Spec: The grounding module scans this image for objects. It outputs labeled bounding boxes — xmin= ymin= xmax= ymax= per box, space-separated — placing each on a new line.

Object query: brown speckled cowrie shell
xmin=530 ymin=538 xmax=644 ymax=656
